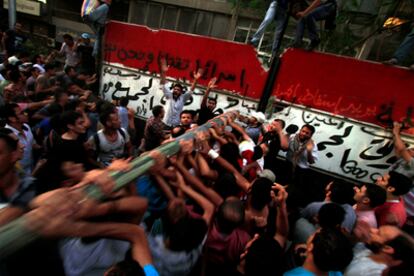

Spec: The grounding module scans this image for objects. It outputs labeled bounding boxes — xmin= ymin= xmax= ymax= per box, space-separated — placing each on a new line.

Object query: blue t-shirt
xmin=284 ymin=267 xmax=342 ymax=276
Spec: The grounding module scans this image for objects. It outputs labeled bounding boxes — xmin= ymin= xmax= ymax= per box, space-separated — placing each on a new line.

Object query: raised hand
xmin=193 ymin=68 xmax=204 ymax=80
xmin=306 ymin=139 xmax=314 ymax=152
xmin=207 ymin=77 xmax=217 ymax=89
xmin=160 ymin=58 xmax=169 ymax=73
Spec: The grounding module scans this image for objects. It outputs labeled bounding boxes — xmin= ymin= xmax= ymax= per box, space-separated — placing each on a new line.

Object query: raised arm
xmin=174 ymin=157 xmax=223 ymax=207
xmin=272 ymin=184 xmax=289 ymax=248
xmin=190 ymin=68 xmax=203 ymax=92
xmin=160 ymin=58 xmax=169 ymax=85
xmin=229 ymin=120 xmax=251 ymax=142
xmin=176 ymin=171 xmax=215 ymax=225
xmin=392 ymin=122 xmax=412 ymax=162
xmin=200 ymin=77 xmax=217 ymax=107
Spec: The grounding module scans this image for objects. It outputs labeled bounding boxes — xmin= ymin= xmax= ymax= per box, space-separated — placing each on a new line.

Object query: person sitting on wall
xmin=383 ymin=25 xmax=414 ymax=70
xmin=291 ymin=0 xmax=337 ymax=51
xmin=81 ymin=0 xmax=112 ymax=56
xmin=249 ymin=0 xmax=289 ymax=55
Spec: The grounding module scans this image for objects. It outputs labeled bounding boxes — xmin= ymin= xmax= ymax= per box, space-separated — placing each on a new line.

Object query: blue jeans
xmin=83 ymin=4 xmax=109 ymax=56
xmin=251 ymin=1 xmax=287 ymax=52
xmin=294 ymin=3 xmax=336 ymax=43
xmin=393 ymin=27 xmax=414 ymax=63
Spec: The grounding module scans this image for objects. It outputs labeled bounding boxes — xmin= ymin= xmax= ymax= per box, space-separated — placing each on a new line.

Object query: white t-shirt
xmin=88 ymin=129 xmax=130 ymax=166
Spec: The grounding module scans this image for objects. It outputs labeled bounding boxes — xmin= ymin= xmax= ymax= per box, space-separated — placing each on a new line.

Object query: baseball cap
xmin=251 ymin=111 xmax=266 ymax=124
xmin=81 ymin=33 xmax=90 ymax=39
xmin=257 ymin=169 xmax=276 ymax=183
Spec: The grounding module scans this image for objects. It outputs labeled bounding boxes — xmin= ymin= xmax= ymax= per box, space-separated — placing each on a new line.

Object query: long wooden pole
xmin=0 ymin=111 xmax=238 ymax=259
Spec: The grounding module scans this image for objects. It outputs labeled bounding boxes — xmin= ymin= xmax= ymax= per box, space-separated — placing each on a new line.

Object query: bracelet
xmin=143 ymin=264 xmax=159 ymax=276
xmin=208 ymin=149 xmax=219 ymax=160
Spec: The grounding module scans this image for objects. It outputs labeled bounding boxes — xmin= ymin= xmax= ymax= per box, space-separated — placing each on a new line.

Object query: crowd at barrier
xmin=0 ymin=1 xmax=414 ymax=276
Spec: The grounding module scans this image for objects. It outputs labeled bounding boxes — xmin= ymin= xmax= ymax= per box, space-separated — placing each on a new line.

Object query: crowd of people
xmin=0 ymin=1 xmax=414 ymax=276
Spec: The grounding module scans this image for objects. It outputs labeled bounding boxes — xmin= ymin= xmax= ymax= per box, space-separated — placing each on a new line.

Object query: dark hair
xmin=99 ymin=105 xmax=116 ymax=126
xmin=207 ymin=97 xmax=217 ymax=103
xmin=105 ymin=260 xmax=144 ymax=276
xmin=250 ymin=177 xmax=273 ymax=211
xmin=329 ymin=180 xmax=356 ymax=205
xmin=312 ymin=228 xmax=353 ymax=272
xmin=119 ymin=97 xmax=129 ymax=107
xmin=152 ymin=105 xmax=164 ymax=117
xmin=219 ymin=142 xmax=242 ymax=172
xmin=302 ymin=124 xmax=315 ymax=135
xmin=180 ymin=110 xmax=194 ymax=119
xmin=318 ymin=203 xmax=345 ymax=229
xmin=173 ymin=83 xmax=183 ymax=91
xmin=166 ymin=216 xmax=208 ymax=252
xmin=252 ymin=145 xmax=263 ymax=161
xmin=64 ymin=65 xmax=76 ymax=74
xmin=386 ymin=233 xmax=414 ymax=262
xmin=0 ymin=103 xmax=19 ymax=123
xmin=216 ymin=198 xmax=245 ymax=234
xmin=364 ymin=183 xmax=386 ymax=208
xmin=214 ymin=172 xmax=240 ymax=199
xmin=388 ymin=171 xmax=412 ymax=196
xmin=274 ymin=119 xmax=286 ymax=129
xmin=8 ymin=69 xmax=21 ymax=83
xmin=54 ymin=89 xmax=68 ymax=102
xmin=245 ymin=236 xmax=284 ymax=276
xmin=60 ymin=110 xmax=82 ymax=132
xmin=62 ymin=34 xmax=73 ymax=41
xmin=0 ymin=131 xmax=18 ymax=151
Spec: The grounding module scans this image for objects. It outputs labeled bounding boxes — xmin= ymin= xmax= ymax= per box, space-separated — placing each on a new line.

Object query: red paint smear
xmin=104 ymin=21 xmax=267 ymax=99
xmin=273 ymin=49 xmax=414 ymax=126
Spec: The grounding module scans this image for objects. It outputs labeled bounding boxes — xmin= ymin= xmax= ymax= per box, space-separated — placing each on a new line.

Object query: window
xmin=129 ymin=1 xmax=147 ymax=25
xmin=162 ymin=6 xmax=178 ymax=30
xmin=177 ymin=9 xmax=197 ymax=33
xmin=210 ymin=14 xmax=230 ymax=39
xmin=147 ymin=3 xmax=163 ymax=28
xmin=195 ymin=11 xmax=213 ymax=36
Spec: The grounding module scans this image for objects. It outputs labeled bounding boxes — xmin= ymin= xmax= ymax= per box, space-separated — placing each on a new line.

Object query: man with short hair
xmin=143 ymin=105 xmax=167 ymax=151
xmin=197 ymin=77 xmax=219 ymax=125
xmin=390 ymin=122 xmax=414 ymax=224
xmin=88 ymin=106 xmax=132 ymax=167
xmin=171 ymin=110 xmax=194 ymax=138
xmin=345 ymin=225 xmax=414 ymax=276
xmin=59 ymin=34 xmax=80 ymax=68
xmin=375 ymin=171 xmax=412 ymax=228
xmin=35 ymin=62 xmax=59 ymax=100
xmin=3 ymin=103 xmax=36 ymax=175
xmin=286 ymin=228 xmax=353 ymax=276
xmin=286 ymin=124 xmax=318 ymax=206
xmin=159 ymin=59 xmax=201 ymax=127
xmin=354 ymin=183 xmax=387 ymax=228
xmin=0 ymin=131 xmax=35 ymax=215
xmin=261 ymin=118 xmax=288 ymax=176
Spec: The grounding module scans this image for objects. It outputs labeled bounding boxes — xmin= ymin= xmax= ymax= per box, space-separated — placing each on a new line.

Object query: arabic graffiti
xmin=101 ymin=65 xmax=414 ymax=184
xmin=272 ymin=107 xmax=414 ymax=183
xmin=101 ymin=65 xmax=257 ymax=119
xmin=105 ymin=44 xmax=248 ymax=89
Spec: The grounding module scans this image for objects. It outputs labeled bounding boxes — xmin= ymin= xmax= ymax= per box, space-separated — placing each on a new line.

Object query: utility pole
xmin=8 ymin=0 xmax=17 ymax=29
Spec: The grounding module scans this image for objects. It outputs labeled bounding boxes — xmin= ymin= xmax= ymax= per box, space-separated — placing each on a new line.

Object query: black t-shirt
xmin=197 ymin=105 xmax=215 ymax=125
xmin=77 ymin=44 xmax=95 ymax=74
xmin=262 ymin=131 xmax=282 ymax=173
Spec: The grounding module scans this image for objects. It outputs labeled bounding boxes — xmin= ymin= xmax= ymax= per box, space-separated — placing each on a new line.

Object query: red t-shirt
xmin=375 ymin=199 xmax=407 ymax=228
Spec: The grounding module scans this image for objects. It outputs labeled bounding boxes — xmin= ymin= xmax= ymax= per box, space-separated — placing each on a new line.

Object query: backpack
xmin=93 ymin=128 xmax=128 ymax=159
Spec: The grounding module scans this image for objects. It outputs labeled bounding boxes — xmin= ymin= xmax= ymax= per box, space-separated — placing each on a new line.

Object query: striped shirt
xmin=81 ymin=0 xmax=99 ymax=17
